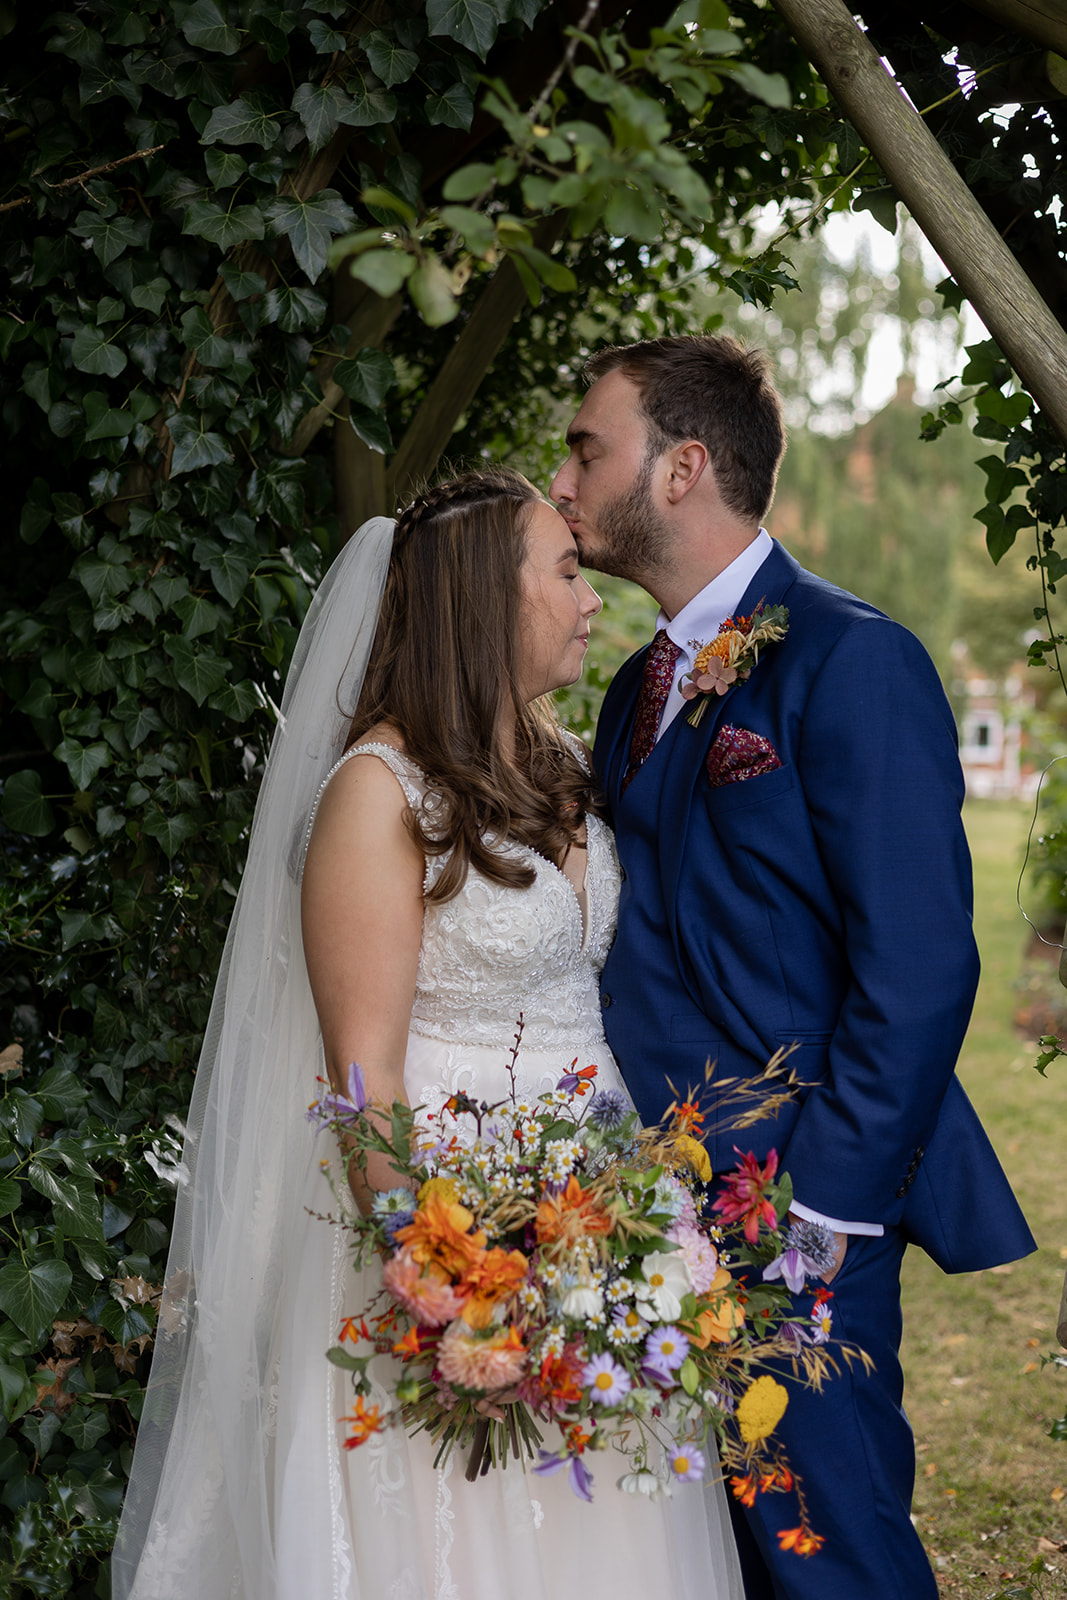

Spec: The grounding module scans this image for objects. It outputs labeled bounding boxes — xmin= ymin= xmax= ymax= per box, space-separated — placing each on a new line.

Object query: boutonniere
xmin=680 ymin=603 xmax=790 ymax=726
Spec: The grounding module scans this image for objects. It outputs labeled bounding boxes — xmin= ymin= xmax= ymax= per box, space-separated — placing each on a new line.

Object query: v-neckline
xmin=525 ymin=829 xmax=591 ymax=954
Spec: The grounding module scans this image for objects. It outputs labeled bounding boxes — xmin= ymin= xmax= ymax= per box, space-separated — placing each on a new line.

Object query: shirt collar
xmin=659 ymin=529 xmax=774 ymax=671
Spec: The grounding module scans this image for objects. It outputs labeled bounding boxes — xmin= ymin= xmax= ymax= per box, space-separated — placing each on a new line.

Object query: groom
xmin=551 ymin=335 xmax=1035 ymax=1599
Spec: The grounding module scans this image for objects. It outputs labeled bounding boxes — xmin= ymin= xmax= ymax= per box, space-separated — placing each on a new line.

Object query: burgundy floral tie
xmin=623 ymin=629 xmax=682 ymax=790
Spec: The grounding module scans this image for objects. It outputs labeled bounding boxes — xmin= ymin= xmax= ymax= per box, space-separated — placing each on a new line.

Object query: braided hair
xmin=345 ymin=467 xmax=604 ymax=903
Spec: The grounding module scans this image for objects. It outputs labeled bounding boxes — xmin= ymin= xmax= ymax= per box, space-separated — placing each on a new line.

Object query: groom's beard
xmin=578 ymin=454 xmax=673 ymax=584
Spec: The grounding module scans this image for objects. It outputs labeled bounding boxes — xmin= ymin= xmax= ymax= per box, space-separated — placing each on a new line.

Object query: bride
xmin=111 ymin=468 xmax=743 ymax=1600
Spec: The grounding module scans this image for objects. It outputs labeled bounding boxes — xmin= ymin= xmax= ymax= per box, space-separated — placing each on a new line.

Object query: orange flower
xmin=689 ymin=1267 xmax=745 ymax=1346
xmin=338 ymin=1316 xmax=367 ymax=1344
xmin=535 ymin=1345 xmax=586 ymax=1411
xmin=695 ymin=629 xmax=744 ymax=672
xmin=459 ymin=1247 xmax=529 ymax=1329
xmin=395 ymin=1192 xmax=487 ymax=1278
xmin=669 ymin=1098 xmax=705 ymax=1135
xmin=778 ymin=1525 xmax=825 ymax=1557
xmin=341 ymin=1396 xmax=384 ymax=1449
xmin=564 ymin=1421 xmax=594 ymax=1454
xmin=730 ymin=1473 xmax=757 ymax=1508
xmin=535 ymin=1175 xmax=613 ymax=1247
xmin=759 ymin=1466 xmax=795 ymax=1494
xmin=393 ymin=1327 xmax=423 ymax=1358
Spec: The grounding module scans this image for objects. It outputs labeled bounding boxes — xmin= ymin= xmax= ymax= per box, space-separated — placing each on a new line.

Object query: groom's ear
xmin=664 ymin=440 xmax=708 ymax=503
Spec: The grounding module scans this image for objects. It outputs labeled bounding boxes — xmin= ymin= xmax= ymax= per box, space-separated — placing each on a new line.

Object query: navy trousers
xmin=729 ymin=1228 xmax=937 ymax=1600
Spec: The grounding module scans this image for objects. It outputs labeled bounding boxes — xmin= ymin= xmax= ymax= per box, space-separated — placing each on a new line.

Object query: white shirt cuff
xmin=789 ymin=1199 xmax=884 ymax=1237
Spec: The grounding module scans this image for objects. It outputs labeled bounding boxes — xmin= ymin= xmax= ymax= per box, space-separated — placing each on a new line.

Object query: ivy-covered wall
xmin=0 ymin=2 xmax=829 ymax=1587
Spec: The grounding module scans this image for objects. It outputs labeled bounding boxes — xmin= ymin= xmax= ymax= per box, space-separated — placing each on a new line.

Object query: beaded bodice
xmin=312 ymin=742 xmax=619 ymax=1053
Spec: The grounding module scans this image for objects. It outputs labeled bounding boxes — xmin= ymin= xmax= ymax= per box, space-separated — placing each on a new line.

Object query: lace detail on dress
xmin=313 ymin=742 xmax=620 ymax=1056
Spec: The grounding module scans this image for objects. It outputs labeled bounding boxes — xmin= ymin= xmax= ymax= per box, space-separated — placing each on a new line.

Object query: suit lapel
xmin=658 ymin=540 xmax=801 ymax=919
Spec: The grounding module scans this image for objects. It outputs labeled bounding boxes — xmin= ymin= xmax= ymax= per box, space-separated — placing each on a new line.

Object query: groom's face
xmin=550 ymin=370 xmax=674 ymax=583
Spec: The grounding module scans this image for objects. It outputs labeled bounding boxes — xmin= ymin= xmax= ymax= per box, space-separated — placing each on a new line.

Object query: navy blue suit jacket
xmin=595 ymin=542 xmax=1034 ymax=1273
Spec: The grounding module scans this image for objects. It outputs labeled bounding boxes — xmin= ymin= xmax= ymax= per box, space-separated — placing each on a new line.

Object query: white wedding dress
xmin=123 ymin=743 xmax=742 ymax=1600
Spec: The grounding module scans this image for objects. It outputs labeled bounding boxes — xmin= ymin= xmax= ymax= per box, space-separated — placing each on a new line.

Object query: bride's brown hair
xmin=345 ymin=466 xmax=604 ymax=903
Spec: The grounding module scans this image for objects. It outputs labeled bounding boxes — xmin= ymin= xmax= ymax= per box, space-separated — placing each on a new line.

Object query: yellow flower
xmin=695 ymin=632 xmax=742 ymax=673
xmin=418 ymin=1175 xmax=459 ymax=1206
xmin=736 ymin=1375 xmax=789 ymax=1443
xmin=674 ymin=1134 xmax=712 ymax=1183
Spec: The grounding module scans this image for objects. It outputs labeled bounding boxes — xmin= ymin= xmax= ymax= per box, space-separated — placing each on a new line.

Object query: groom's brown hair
xmin=584 ymin=335 xmax=785 ymax=523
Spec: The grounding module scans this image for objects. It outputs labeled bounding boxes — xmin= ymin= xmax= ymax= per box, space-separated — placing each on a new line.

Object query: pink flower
xmin=382 ymin=1246 xmax=468 ymax=1327
xmin=437 ymin=1324 xmax=527 ymax=1392
xmin=668 ymin=1221 xmax=718 ymax=1295
xmin=681 ymin=657 xmax=737 ymax=698
xmin=711 ymin=1148 xmax=780 ymax=1245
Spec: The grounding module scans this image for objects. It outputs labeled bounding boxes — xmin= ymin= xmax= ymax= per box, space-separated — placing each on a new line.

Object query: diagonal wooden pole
xmin=773 ymin=0 xmax=1067 ymax=448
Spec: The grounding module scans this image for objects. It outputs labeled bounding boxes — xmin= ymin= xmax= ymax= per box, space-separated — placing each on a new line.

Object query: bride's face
xmin=517 ymin=500 xmax=602 ymax=701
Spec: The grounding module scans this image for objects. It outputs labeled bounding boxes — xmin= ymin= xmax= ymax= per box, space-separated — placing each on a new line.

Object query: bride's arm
xmin=301 ymin=752 xmax=425 ymax=1208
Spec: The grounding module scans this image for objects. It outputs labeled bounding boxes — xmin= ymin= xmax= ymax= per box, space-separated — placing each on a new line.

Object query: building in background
xmin=953 ymin=644 xmax=1038 ymax=801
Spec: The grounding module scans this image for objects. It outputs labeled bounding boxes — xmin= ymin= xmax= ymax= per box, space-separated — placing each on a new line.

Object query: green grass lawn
xmin=902 ymin=800 xmax=1067 ymax=1598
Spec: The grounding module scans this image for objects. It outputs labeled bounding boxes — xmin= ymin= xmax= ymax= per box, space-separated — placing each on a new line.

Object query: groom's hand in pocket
xmin=788 ymin=1211 xmax=848 ymax=1285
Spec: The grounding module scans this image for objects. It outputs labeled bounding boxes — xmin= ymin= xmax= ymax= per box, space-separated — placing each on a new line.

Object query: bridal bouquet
xmin=307 ymin=1035 xmax=853 ymax=1550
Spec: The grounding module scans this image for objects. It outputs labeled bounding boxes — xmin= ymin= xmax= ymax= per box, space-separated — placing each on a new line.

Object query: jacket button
xmin=895 ymin=1185 xmax=908 ymax=1198
xmin=915 ymin=1146 xmax=925 ymax=1160
xmin=602 ymin=993 xmax=612 ymax=1008
xmin=619 ymin=866 xmax=627 ymax=882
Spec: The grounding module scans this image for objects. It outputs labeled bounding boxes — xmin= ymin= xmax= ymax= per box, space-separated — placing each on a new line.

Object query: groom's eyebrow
xmin=565 ymin=425 xmax=596 ymax=449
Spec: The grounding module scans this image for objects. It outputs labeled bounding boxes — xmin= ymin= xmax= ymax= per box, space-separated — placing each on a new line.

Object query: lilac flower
xmin=779 ymin=1320 xmax=810 ymax=1353
xmin=533 ymin=1450 xmax=595 ymax=1501
xmin=587 ymin=1090 xmax=633 ymax=1132
xmin=307 ymin=1062 xmax=367 ymax=1132
xmin=557 ymin=1062 xmax=597 ymax=1095
xmin=641 ymin=1362 xmax=679 ymax=1391
xmin=644 ymin=1326 xmax=689 ymax=1372
xmin=762 ymin=1219 xmax=837 ymax=1294
xmin=668 ymin=1443 xmax=707 ymax=1483
xmin=583 ymin=1353 xmax=633 ymax=1405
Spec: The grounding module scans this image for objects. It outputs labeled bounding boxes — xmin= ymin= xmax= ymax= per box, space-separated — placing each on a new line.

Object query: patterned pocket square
xmin=706 ymin=725 xmax=783 ymax=787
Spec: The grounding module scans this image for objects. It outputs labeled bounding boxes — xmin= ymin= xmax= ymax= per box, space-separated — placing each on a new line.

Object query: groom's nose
xmin=549 ymin=456 xmax=574 ymax=510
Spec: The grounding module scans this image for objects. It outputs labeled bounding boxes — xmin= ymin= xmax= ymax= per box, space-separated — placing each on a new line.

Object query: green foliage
xmin=0 ymin=0 xmax=852 ymax=1584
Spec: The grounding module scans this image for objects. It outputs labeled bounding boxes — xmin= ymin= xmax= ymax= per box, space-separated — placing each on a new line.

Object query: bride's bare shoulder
xmin=349 ymin=720 xmax=408 ymax=756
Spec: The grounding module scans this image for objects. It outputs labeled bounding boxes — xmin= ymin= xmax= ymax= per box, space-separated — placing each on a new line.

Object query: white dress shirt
xmin=651 ymin=529 xmax=882 ymax=1240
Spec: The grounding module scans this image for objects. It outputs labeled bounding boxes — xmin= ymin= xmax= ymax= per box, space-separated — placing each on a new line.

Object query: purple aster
xmin=583 ymin=1353 xmax=633 ymax=1406
xmin=668 ymin=1443 xmax=707 ymax=1484
xmin=810 ymin=1300 xmax=833 ymax=1344
xmin=644 ymin=1326 xmax=689 ymax=1372
xmin=762 ymin=1219 xmax=837 ymax=1294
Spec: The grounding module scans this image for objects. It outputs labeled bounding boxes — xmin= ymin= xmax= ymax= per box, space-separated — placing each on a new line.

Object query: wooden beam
xmin=283 ymin=286 xmax=403 ymax=460
xmin=774 ymin=0 xmax=1067 ymax=448
xmin=386 ymin=211 xmax=570 ymax=504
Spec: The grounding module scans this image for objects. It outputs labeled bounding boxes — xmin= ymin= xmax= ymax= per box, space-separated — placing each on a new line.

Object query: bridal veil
xmin=111 ymin=518 xmax=395 ymax=1598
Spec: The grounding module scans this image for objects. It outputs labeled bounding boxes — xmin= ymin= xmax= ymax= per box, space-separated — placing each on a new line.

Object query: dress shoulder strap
xmin=300 ymin=742 xmax=426 ymax=873
xmin=561 ymin=726 xmax=592 ymax=774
